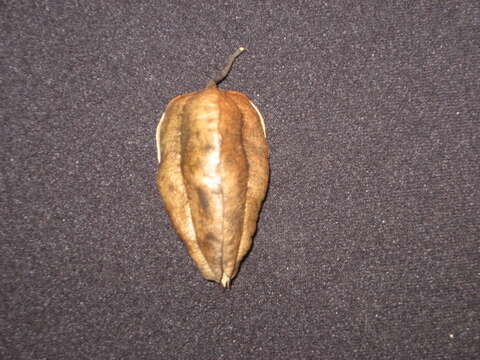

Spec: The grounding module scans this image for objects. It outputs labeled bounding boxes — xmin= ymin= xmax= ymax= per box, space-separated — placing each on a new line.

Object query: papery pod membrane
xmin=156 ymin=48 xmax=269 ymax=287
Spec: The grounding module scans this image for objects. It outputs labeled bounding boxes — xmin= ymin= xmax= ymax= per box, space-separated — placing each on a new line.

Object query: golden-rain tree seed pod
xmin=155 ymin=48 xmax=269 ymax=288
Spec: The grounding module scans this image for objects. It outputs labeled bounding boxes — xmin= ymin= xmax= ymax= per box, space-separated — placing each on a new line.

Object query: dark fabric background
xmin=2 ymin=1 xmax=479 ymax=359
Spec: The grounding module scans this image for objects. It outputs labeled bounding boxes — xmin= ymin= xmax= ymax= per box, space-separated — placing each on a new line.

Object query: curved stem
xmin=206 ymin=47 xmax=246 ymax=88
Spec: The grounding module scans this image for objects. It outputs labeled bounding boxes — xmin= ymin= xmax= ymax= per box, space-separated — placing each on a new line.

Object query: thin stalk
xmin=206 ymin=47 xmax=246 ymax=88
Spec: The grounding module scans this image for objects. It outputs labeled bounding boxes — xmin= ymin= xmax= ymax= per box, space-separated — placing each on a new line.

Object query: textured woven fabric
xmin=2 ymin=1 xmax=479 ymax=359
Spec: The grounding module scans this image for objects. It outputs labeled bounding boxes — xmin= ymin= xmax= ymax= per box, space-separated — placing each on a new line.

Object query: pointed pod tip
xmin=220 ymin=273 xmax=231 ymax=289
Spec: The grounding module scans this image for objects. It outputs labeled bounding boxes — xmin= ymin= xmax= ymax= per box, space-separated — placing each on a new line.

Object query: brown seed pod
xmin=155 ymin=48 xmax=269 ymax=287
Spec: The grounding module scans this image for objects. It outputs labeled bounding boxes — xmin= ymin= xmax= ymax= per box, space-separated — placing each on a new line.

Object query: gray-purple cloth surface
xmin=2 ymin=1 xmax=479 ymax=359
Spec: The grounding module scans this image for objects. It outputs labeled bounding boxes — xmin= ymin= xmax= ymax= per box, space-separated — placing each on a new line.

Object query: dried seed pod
xmin=156 ymin=48 xmax=269 ymax=287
